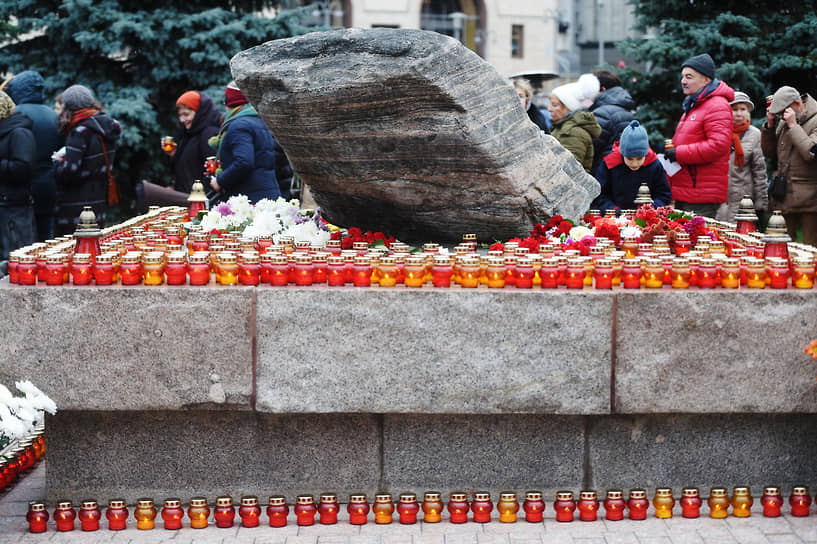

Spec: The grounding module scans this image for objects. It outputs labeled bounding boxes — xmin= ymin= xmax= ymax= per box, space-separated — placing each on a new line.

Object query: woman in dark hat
xmin=166 ymin=90 xmax=222 ymax=194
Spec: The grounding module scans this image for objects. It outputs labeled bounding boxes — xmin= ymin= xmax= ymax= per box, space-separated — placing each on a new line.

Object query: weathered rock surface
xmin=231 ymin=28 xmax=599 ymax=242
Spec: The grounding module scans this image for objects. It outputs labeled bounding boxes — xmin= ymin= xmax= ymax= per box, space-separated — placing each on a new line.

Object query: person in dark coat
xmin=209 ymin=82 xmax=280 ymax=203
xmin=53 ymin=84 xmax=121 ymax=235
xmin=589 ymin=69 xmax=635 ymax=173
xmin=513 ymin=78 xmax=550 ymax=133
xmin=167 ymin=90 xmax=222 ymax=194
xmin=591 ymin=120 xmax=671 ymax=214
xmin=0 ymin=90 xmax=36 ymax=260
xmin=5 ymin=71 xmax=60 ymax=242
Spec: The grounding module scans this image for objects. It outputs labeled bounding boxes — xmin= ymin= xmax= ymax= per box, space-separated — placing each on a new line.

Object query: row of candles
xmin=6 ymin=206 xmax=817 ymax=290
xmin=0 ymin=427 xmax=45 ymax=493
xmin=25 ymin=486 xmax=816 ymax=533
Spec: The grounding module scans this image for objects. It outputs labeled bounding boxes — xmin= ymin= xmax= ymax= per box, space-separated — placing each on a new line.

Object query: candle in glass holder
xmin=119 ymin=252 xmax=143 ymax=285
xmin=793 ymin=256 xmax=815 ymax=288
xmin=348 ymin=494 xmax=370 ymax=525
xmin=707 ymin=487 xmax=729 ymax=518
xmin=515 ymin=257 xmax=535 ymax=288
xmin=680 ymin=487 xmax=702 ymax=518
xmin=470 ymin=492 xmax=492 ymax=523
xmin=372 ymin=494 xmax=394 ymax=524
xmin=188 ymin=497 xmax=210 ymax=529
xmin=421 ymin=492 xmax=443 ymax=523
xmin=78 ymin=500 xmax=102 ymax=531
xmin=134 ymin=498 xmax=157 ymax=530
xmin=71 ymin=253 xmax=94 ymax=285
xmin=603 ymin=490 xmax=625 ymax=521
xmin=519 ymin=491 xmax=544 ymax=522
xmin=731 ymin=487 xmax=753 ymax=518
xmin=324 ymin=255 xmax=345 ymax=286
xmin=403 ymin=255 xmax=425 ymax=287
xmin=767 ymin=257 xmax=789 ymax=289
xmin=214 ymin=496 xmax=236 ymax=528
xmin=486 ymin=257 xmax=506 ymax=288
xmin=539 ymin=257 xmax=559 ymax=288
xmin=745 ymin=258 xmax=766 ymax=288
xmin=565 ymin=258 xmax=585 ymax=289
xmin=761 ymin=487 xmax=783 ymax=517
xmin=187 ymin=252 xmax=211 ymax=285
xmin=497 ymin=492 xmax=518 ymax=523
xmin=621 ymin=258 xmax=642 ymax=289
xmin=696 ymin=258 xmax=717 ymax=288
xmin=161 ymin=498 xmax=184 ymax=530
xmin=674 ymin=232 xmax=691 ymax=255
xmin=164 ymin=251 xmax=187 ymax=285
xmin=621 ymin=235 xmax=639 ymax=258
xmin=592 ymin=259 xmax=613 ymax=289
xmin=217 ymin=252 xmax=239 ymax=285
xmin=720 ymin=257 xmax=740 ymax=288
xmin=447 ymin=492 xmax=469 ymax=523
xmin=294 ymin=495 xmax=317 ymax=526
xmin=44 ymin=253 xmax=67 ymax=285
xmin=239 ymin=496 xmax=262 ymax=528
xmin=350 ymin=255 xmax=371 ymax=287
xmin=789 ymin=486 xmax=812 ymax=517
xmin=316 ymin=494 xmax=338 ymax=525
xmin=669 ymin=257 xmax=690 ymax=289
xmin=7 ymin=251 xmax=21 ymax=284
xmin=27 ymin=501 xmax=49 ymax=533
xmin=106 ymin=499 xmax=128 ymax=531
xmin=267 ymin=496 xmax=289 ymax=527
xmin=238 ymin=252 xmax=262 ymax=286
xmin=391 ymin=493 xmax=418 ymax=524
xmin=577 ymin=490 xmax=599 ymax=521
xmin=627 ymin=489 xmax=648 ymax=520
xmin=554 ymin=491 xmax=576 ymax=522
xmin=142 ymin=251 xmax=166 ymax=286
xmin=292 ymin=253 xmax=313 ymax=286
xmin=430 ymin=255 xmax=454 ymax=287
xmin=643 ymin=258 xmax=664 ymax=288
xmin=459 ymin=255 xmax=481 ymax=288
xmin=653 ymin=488 xmax=674 ymax=518
xmin=53 ymin=501 xmax=77 ymax=531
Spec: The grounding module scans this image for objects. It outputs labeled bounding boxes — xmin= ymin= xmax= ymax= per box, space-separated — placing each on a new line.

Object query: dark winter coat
xmin=54 ymin=112 xmax=121 ymax=234
xmin=551 ymin=110 xmax=602 ymax=173
xmin=589 ymin=86 xmax=635 ymax=172
xmin=527 ymin=104 xmax=550 ymax=133
xmin=171 ymin=92 xmax=221 ymax=194
xmin=5 ymin=71 xmax=60 ymax=218
xmin=591 ymin=141 xmax=672 ymax=213
xmin=216 ymin=106 xmax=280 ymax=203
xmin=670 ymin=79 xmax=735 ymax=204
xmin=0 ymin=112 xmax=36 ymax=259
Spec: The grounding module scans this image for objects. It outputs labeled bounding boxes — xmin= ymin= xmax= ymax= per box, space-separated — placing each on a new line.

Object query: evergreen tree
xmin=0 ymin=1 xmax=317 ymax=219
xmin=617 ymin=1 xmax=817 ymax=145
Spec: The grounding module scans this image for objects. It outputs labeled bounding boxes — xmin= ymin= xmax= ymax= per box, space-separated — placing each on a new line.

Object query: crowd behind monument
xmin=1 ymin=52 xmax=816 ymax=264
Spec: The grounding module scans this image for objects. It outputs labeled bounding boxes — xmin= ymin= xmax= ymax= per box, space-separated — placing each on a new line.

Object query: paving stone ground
xmin=1 ymin=464 xmax=815 ymax=544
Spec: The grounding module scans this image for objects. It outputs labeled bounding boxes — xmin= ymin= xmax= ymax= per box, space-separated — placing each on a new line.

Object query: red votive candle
xmin=540 ymin=258 xmax=559 ymax=288
xmin=318 ymin=494 xmax=339 ymax=525
xmin=119 ymin=253 xmax=143 ymax=285
xmin=106 ymin=499 xmax=128 ymax=530
xmin=515 ymin=257 xmax=535 ymax=288
xmin=267 ymin=496 xmax=289 ymax=527
xmin=627 ymin=489 xmax=649 ymax=520
xmin=577 ymin=490 xmax=599 ymax=521
xmin=565 ymin=260 xmax=585 ymax=289
xmin=603 ymin=490 xmax=625 ymax=521
xmin=268 ymin=254 xmax=290 ymax=286
xmin=326 ymin=255 xmax=346 ymax=286
xmin=165 ymin=252 xmax=187 ymax=285
xmin=238 ymin=253 xmax=262 ymax=286
xmin=71 ymin=253 xmax=93 ymax=285
xmin=397 ymin=493 xmax=420 ymax=524
xmin=431 ymin=255 xmax=454 ymax=287
xmin=161 ymin=498 xmax=184 ymax=530
xmin=17 ymin=253 xmax=38 ymax=284
xmin=680 ymin=487 xmax=702 ymax=518
xmin=27 ymin=501 xmax=49 ymax=533
xmin=762 ymin=487 xmax=783 ymax=517
xmin=523 ymin=491 xmax=545 ymax=522
xmin=697 ymin=259 xmax=718 ymax=288
xmin=555 ymin=491 xmax=576 ymax=522
xmin=621 ymin=259 xmax=642 ymax=289
xmin=471 ymin=492 xmax=493 ymax=523
xmin=239 ymin=496 xmax=261 ymax=528
xmin=54 ymin=500 xmax=77 ymax=531
xmin=348 ymin=494 xmax=370 ymax=525
xmin=447 ymin=492 xmax=469 ymax=523
xmin=312 ymin=253 xmax=329 ymax=284
xmin=214 ymin=496 xmax=236 ymax=528
xmin=295 ymin=495 xmax=317 ymax=526
xmin=45 ymin=254 xmax=67 ymax=285
xmin=79 ymin=500 xmax=102 ymax=531
xmin=790 ymin=486 xmax=812 ymax=516
xmin=593 ymin=259 xmax=613 ymax=289
xmin=293 ymin=254 xmax=314 ymax=286
xmin=768 ymin=258 xmax=790 ymax=289
xmin=187 ymin=253 xmax=211 ymax=285
xmin=352 ymin=256 xmax=372 ymax=287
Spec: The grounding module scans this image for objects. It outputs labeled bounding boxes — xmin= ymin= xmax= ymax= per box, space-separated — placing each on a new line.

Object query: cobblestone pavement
xmin=1 ymin=464 xmax=815 ymax=543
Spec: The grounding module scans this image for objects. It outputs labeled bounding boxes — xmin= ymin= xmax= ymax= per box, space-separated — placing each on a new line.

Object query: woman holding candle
xmin=165 ymin=91 xmax=222 ymax=195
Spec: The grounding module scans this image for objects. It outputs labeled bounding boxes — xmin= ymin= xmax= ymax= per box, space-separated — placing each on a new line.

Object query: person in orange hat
xmin=165 ymin=90 xmax=222 ymax=194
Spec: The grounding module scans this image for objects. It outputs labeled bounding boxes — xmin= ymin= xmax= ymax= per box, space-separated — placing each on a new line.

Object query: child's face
xmin=623 ymin=156 xmax=646 ymax=170
xmin=732 ymin=103 xmax=751 ymax=125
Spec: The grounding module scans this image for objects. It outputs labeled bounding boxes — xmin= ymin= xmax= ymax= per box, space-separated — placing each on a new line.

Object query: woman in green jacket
xmin=548 ymin=82 xmax=602 ymax=173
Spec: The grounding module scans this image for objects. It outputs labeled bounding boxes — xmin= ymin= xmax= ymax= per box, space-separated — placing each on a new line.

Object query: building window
xmin=511 ymin=25 xmax=524 ymax=58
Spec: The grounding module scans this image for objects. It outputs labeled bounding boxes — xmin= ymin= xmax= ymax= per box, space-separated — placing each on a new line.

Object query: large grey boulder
xmin=231 ymin=28 xmax=599 ymax=242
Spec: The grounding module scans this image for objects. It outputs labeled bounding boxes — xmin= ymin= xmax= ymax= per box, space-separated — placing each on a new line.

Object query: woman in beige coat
xmin=716 ymin=91 xmax=768 ymax=222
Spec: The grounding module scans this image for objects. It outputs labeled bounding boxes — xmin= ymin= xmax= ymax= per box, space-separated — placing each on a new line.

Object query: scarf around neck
xmin=682 ymin=79 xmax=719 ymax=115
xmin=208 ymin=104 xmax=259 ymax=159
xmin=732 ymin=120 xmax=750 ymax=167
xmin=67 ymin=107 xmax=100 ymax=132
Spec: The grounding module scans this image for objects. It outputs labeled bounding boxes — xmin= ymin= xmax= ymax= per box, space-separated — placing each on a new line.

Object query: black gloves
xmin=664 ymin=148 xmax=677 ymax=163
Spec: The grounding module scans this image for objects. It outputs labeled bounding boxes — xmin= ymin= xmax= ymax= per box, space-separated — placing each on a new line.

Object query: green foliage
xmin=0 ymin=0 xmax=318 ymax=221
xmin=616 ymin=1 xmax=817 ymax=145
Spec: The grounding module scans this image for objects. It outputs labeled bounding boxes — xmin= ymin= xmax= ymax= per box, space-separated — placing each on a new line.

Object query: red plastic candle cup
xmin=577 ymin=491 xmax=599 ymax=521
xmin=17 ymin=253 xmax=38 ymax=284
xmin=106 ymin=499 xmax=128 ymax=531
xmin=397 ymin=493 xmax=420 ymax=524
xmin=790 ymin=486 xmax=812 ymax=517
xmin=54 ymin=500 xmax=77 ymax=531
xmin=471 ymin=492 xmax=493 ymax=523
xmin=593 ymin=259 xmax=614 ymax=289
xmin=119 ymin=253 xmax=143 ymax=285
xmin=187 ymin=253 xmax=211 ymax=285
xmin=92 ymin=253 xmax=115 ymax=285
xmin=761 ymin=487 xmax=783 ymax=517
xmin=27 ymin=501 xmax=49 ymax=533
xmin=680 ymin=487 xmax=702 ymax=518
xmin=164 ymin=252 xmax=187 ymax=285
xmin=327 ymin=256 xmax=347 ymax=286
xmin=44 ymin=254 xmax=67 ymax=285
xmin=79 ymin=500 xmax=102 ymax=531
xmin=373 ymin=494 xmax=395 ymax=524
xmin=293 ymin=254 xmax=314 ymax=286
xmin=214 ymin=496 xmax=236 ymax=528
xmin=312 ymin=253 xmax=329 ymax=284
xmin=523 ymin=491 xmax=545 ymax=522
xmin=238 ymin=253 xmax=262 ymax=285
xmin=422 ymin=492 xmax=443 ymax=523
xmin=7 ymin=252 xmax=20 ymax=284
xmin=161 ymin=498 xmax=184 ymax=530
xmin=431 ymin=255 xmax=454 ymax=287
xmin=348 ymin=494 xmax=370 ymax=525
xmin=515 ymin=258 xmax=535 ymax=288
xmin=621 ymin=259 xmax=642 ymax=289
xmin=627 ymin=489 xmax=649 ymax=520
xmin=447 ymin=492 xmax=469 ymax=524
xmin=603 ymin=489 xmax=625 ymax=521
xmin=768 ymin=258 xmax=790 ymax=289
xmin=295 ymin=495 xmax=317 ymax=526
xmin=565 ymin=259 xmax=585 ymax=289
xmin=540 ymin=259 xmax=559 ymax=288
xmin=267 ymin=254 xmax=289 ymax=286
xmin=697 ymin=259 xmax=718 ymax=288
xmin=188 ymin=200 xmax=206 ymax=220
xmin=554 ymin=491 xmax=576 ymax=522
xmin=318 ymin=494 xmax=339 ymax=525
xmin=267 ymin=496 xmax=289 ymax=527
xmin=239 ymin=496 xmax=262 ymax=528
xmin=352 ymin=256 xmax=372 ymax=287
xmin=71 ymin=254 xmax=94 ymax=285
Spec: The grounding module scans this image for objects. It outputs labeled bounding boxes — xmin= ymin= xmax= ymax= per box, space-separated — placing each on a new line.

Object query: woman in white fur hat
xmin=548 ymin=82 xmax=602 ymax=172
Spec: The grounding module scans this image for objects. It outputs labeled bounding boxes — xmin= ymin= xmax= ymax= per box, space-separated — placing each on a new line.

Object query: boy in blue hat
xmin=591 ymin=120 xmax=672 ymax=214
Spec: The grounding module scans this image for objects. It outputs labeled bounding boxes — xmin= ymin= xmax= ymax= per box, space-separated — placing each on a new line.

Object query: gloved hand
xmin=664 ymin=148 xmax=677 ymax=163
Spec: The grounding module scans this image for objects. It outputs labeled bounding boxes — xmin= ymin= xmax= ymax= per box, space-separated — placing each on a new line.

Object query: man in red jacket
xmin=664 ymin=53 xmax=735 ymax=218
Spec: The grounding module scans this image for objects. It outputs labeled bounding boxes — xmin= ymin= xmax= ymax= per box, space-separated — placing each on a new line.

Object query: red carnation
xmin=489 ymin=242 xmax=504 ymax=251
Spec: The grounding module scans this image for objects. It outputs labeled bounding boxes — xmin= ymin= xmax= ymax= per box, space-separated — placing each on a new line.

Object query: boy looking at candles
xmin=591 ymin=120 xmax=672 ymax=214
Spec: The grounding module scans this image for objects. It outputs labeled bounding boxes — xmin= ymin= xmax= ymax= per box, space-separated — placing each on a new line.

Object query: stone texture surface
xmin=615 ymin=291 xmax=817 ymax=413
xmin=0 ymin=286 xmax=254 ymax=410
xmin=256 ymin=289 xmax=613 ymax=414
xmin=45 ymin=410 xmax=380 ymax=503
xmin=588 ymin=413 xmax=817 ymax=493
xmin=231 ymin=28 xmax=599 ymax=243
xmin=382 ymin=414 xmax=586 ymax=497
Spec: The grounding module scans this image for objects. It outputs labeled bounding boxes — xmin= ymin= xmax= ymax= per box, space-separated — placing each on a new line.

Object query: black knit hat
xmin=681 ymin=53 xmax=716 ymax=80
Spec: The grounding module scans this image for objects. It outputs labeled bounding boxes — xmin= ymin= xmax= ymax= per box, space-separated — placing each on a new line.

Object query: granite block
xmin=381 ymin=414 xmax=585 ymax=498
xmin=615 ymin=291 xmax=817 ymax=413
xmin=257 ymin=289 xmax=612 ymax=414
xmin=587 ymin=414 xmax=817 ymax=492
xmin=0 ymin=286 xmax=254 ymax=410
xmin=45 ymin=410 xmax=380 ymax=503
